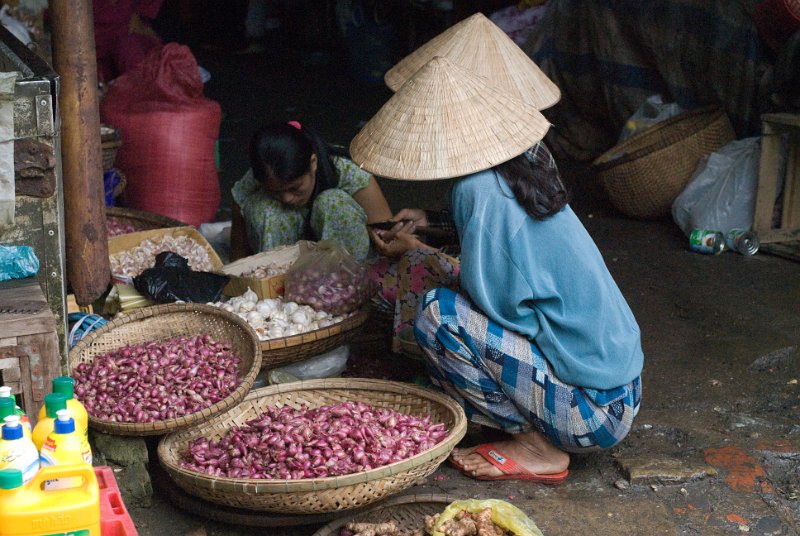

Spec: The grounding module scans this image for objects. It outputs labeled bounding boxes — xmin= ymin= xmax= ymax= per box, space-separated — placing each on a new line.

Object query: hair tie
xmin=287 ymin=120 xmax=302 ymax=130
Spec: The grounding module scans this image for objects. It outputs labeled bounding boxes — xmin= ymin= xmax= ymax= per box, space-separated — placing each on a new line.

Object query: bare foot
xmin=450 ymin=431 xmax=569 ymax=479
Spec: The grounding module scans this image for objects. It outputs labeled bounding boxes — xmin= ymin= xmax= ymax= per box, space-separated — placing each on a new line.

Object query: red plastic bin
xmin=94 ymin=466 xmax=139 ymax=536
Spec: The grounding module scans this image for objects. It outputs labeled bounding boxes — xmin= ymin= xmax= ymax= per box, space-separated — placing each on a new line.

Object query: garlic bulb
xmin=256 ymin=299 xmax=278 ymax=316
xmin=239 ymin=300 xmax=256 ymax=313
xmin=282 ymin=301 xmax=299 ymax=315
xmin=242 ymin=287 xmax=258 ymax=304
xmin=267 ymin=325 xmax=284 ymax=338
xmin=290 ymin=310 xmax=311 ymax=326
xmin=246 ymin=311 xmax=263 ymax=324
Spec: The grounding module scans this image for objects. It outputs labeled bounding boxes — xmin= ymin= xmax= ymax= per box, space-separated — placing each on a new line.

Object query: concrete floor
xmin=124 ymin=36 xmax=800 ymax=536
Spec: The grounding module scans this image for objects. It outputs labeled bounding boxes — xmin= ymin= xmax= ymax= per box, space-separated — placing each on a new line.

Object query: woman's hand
xmin=373 ymin=208 xmax=427 ymax=241
xmin=369 ymin=228 xmax=431 ymax=258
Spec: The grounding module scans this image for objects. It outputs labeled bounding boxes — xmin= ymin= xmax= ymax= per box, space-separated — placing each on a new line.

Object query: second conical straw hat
xmin=350 ymin=56 xmax=551 ymax=181
xmin=384 ymin=12 xmax=560 ymax=110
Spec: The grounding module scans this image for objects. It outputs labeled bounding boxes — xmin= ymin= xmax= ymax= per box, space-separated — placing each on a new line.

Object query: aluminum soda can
xmin=689 ymin=228 xmax=726 ymax=254
xmin=725 ymin=229 xmax=759 ymax=256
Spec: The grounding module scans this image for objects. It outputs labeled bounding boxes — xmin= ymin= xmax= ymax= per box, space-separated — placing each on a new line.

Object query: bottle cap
xmin=2 ymin=415 xmax=22 ymax=440
xmin=0 ymin=468 xmax=23 ymax=489
xmin=0 ymin=398 xmax=14 ymax=420
xmin=0 ymin=386 xmax=11 ymax=398
xmin=52 ymin=376 xmax=75 ymax=400
xmin=53 ymin=409 xmax=75 ymax=434
xmin=43 ymin=393 xmax=68 ymax=418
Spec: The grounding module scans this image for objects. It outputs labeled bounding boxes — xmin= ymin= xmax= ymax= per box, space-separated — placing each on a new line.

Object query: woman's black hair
xmin=248 ymin=122 xmax=340 ymax=204
xmin=495 ymin=151 xmax=568 ymax=220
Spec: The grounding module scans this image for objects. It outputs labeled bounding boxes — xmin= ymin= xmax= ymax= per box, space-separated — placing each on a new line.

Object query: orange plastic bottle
xmin=0 ymin=465 xmax=101 ymax=536
xmin=31 ymin=393 xmax=67 ymax=452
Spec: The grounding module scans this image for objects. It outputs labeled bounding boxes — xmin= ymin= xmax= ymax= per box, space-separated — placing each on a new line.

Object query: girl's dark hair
xmin=249 ymin=122 xmax=339 ymax=203
xmin=495 ymin=152 xmax=568 ymax=220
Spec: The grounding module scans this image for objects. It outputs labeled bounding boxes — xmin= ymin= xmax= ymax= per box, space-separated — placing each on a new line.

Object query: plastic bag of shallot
xmin=284 ymin=240 xmax=372 ymax=316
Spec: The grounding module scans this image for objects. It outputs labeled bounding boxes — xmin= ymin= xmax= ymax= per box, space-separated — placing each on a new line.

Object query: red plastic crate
xmin=94 ymin=466 xmax=139 ymax=536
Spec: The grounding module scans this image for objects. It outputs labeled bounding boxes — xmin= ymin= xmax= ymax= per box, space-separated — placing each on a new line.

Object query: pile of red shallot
xmin=179 ymin=401 xmax=449 ymax=480
xmin=106 ymin=217 xmax=137 ymax=238
xmin=285 ymin=264 xmax=372 ymax=316
xmin=72 ymin=334 xmax=243 ymax=423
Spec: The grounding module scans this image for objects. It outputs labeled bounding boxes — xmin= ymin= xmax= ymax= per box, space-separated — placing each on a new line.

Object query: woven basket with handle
xmin=157 ymin=379 xmax=468 ymax=514
xmin=68 ymin=303 xmax=262 ymax=436
xmin=592 ymin=106 xmax=735 ymax=220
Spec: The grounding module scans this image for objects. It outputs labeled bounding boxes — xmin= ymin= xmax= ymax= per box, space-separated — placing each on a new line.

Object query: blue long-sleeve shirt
xmin=452 ymin=168 xmax=643 ymax=390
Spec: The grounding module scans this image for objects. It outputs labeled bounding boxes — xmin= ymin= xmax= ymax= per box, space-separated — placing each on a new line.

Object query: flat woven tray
xmin=157 ymin=379 xmax=467 ymax=514
xmin=68 ymin=303 xmax=262 ymax=436
xmin=312 ymin=493 xmax=456 ymax=536
xmin=259 ymin=307 xmax=371 ymax=369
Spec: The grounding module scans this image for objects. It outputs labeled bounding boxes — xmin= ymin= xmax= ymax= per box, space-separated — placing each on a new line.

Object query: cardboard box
xmin=222 ymin=242 xmax=314 ymax=299
xmin=108 ymin=226 xmax=224 ymax=282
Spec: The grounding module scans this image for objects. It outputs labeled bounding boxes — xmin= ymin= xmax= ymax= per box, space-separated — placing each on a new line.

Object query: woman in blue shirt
xmin=354 ymin=57 xmax=643 ymax=483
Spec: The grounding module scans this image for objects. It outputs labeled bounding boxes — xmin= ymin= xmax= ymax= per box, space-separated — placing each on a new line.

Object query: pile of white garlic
xmin=239 ymin=261 xmax=293 ymax=279
xmin=110 ymin=235 xmax=215 ymax=277
xmin=209 ymin=288 xmax=349 ymax=341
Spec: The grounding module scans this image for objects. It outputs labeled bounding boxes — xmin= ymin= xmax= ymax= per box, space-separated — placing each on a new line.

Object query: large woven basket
xmin=68 ymin=303 xmax=262 ymax=436
xmin=592 ymin=106 xmax=735 ymax=220
xmin=313 ymin=493 xmax=456 ymax=536
xmin=106 ymin=206 xmax=188 ymax=235
xmin=259 ymin=307 xmax=371 ymax=369
xmin=157 ymin=379 xmax=468 ymax=513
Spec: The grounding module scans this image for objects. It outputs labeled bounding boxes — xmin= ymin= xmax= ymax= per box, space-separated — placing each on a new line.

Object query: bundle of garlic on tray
xmin=209 ymin=287 xmax=349 ymax=341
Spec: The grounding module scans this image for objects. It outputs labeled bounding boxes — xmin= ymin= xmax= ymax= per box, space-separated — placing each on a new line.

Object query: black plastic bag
xmin=133 ymin=252 xmax=229 ymax=304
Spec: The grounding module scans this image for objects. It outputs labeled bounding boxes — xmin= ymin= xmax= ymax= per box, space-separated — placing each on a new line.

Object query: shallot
xmin=285 ymin=264 xmax=372 ymax=316
xmin=106 ymin=217 xmax=136 ymax=238
xmin=72 ymin=334 xmax=243 ymax=423
xmin=179 ymin=401 xmax=449 ymax=480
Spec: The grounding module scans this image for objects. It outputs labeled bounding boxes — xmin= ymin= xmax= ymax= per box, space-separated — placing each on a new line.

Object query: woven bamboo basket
xmin=106 ymin=206 xmax=188 ymax=235
xmin=68 ymin=303 xmax=262 ymax=436
xmin=592 ymin=106 xmax=735 ymax=220
xmin=312 ymin=493 xmax=456 ymax=536
xmin=259 ymin=307 xmax=371 ymax=369
xmin=157 ymin=379 xmax=468 ymax=513
xmin=101 ymin=125 xmax=122 ymax=171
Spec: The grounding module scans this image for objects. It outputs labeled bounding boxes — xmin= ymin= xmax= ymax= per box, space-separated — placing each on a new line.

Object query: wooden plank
xmin=0 ymin=278 xmax=58 ymax=338
xmin=781 ymin=128 xmax=800 ymax=230
xmin=761 ymin=113 xmax=800 ymax=128
xmin=758 ymin=227 xmax=800 ymax=244
xmin=761 ymin=241 xmax=800 ymax=262
xmin=754 ymin=121 xmax=781 ymax=234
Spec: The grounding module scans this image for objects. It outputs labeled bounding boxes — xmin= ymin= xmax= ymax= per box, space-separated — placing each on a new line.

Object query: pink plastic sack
xmin=100 ymin=43 xmax=221 ymax=227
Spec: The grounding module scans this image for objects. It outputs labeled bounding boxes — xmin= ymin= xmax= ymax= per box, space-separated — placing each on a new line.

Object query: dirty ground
xmin=117 ymin=33 xmax=800 ymax=536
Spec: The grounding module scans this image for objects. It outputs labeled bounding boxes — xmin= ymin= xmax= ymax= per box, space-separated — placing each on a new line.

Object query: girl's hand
xmin=369 ymin=228 xmax=429 ymax=258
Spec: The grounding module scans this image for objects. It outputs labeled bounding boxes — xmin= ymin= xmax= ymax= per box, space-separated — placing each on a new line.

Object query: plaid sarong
xmin=415 ymin=287 xmax=642 ymax=452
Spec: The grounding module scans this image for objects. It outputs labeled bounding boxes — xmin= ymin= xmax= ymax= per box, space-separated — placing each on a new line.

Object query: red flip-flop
xmin=450 ymin=443 xmax=569 ymax=484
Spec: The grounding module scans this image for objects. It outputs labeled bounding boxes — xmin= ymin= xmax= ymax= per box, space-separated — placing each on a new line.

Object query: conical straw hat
xmin=384 ymin=12 xmax=560 ymax=110
xmin=350 ymin=56 xmax=551 ymax=181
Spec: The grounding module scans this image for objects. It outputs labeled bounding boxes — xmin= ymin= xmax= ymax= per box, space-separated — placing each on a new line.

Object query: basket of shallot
xmin=157 ymin=379 xmax=468 ymax=513
xmin=106 ymin=206 xmax=188 ymax=239
xmin=68 ymin=303 xmax=262 ymax=436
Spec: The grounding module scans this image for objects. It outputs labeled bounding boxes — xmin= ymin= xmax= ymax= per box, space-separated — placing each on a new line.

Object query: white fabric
xmin=0 ymin=71 xmax=18 ymax=226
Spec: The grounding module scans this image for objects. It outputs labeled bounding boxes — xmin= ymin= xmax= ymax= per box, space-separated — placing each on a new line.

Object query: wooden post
xmin=49 ymin=0 xmax=110 ymax=306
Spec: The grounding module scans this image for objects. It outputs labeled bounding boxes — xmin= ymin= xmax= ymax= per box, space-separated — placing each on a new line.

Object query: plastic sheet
xmin=0 ymin=245 xmax=39 ymax=282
